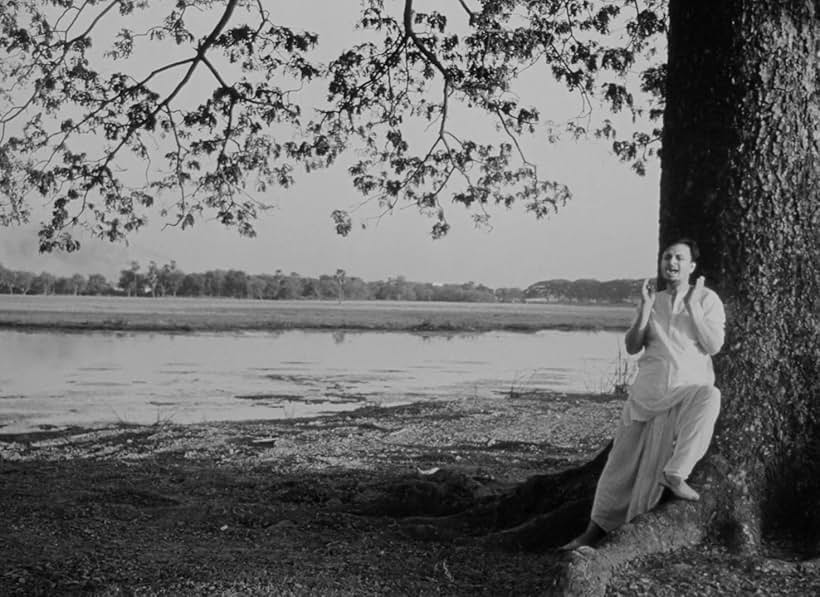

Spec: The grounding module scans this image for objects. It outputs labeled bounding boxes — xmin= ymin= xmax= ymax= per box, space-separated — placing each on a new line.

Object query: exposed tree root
xmin=800 ymin=557 xmax=820 ymax=571
xmin=550 ymin=499 xmax=706 ymax=596
xmin=392 ymin=446 xmax=610 ymax=543
xmin=477 ymin=447 xmax=609 ymax=533
xmin=388 ymin=450 xmax=747 ymax=596
xmin=480 ymin=497 xmax=593 ymax=551
xmin=362 ymin=446 xmax=812 ymax=595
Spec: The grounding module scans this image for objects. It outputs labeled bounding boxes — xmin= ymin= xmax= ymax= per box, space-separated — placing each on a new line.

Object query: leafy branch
xmin=0 ymin=0 xmax=667 ymax=250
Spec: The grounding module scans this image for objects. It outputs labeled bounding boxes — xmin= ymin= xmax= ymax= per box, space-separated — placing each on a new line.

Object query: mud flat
xmin=1 ymin=391 xmax=816 ymax=596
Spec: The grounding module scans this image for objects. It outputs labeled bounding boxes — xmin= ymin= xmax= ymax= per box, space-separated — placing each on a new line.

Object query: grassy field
xmin=0 ymin=295 xmax=634 ymax=332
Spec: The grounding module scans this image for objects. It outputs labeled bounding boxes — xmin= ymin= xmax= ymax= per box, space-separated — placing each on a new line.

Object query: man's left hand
xmin=685 ymin=275 xmax=706 ymax=310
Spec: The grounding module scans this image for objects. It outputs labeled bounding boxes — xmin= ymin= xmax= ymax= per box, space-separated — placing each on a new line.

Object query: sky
xmin=0 ymin=1 xmax=662 ymax=288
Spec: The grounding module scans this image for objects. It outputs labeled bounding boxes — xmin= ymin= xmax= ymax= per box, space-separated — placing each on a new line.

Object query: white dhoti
xmin=590 ymin=384 xmax=721 ymax=531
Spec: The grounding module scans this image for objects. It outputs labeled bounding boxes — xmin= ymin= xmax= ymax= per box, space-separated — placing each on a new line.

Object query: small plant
xmin=609 ymin=344 xmax=636 ymax=397
xmin=507 ymin=369 xmax=544 ymax=398
xmin=507 ymin=367 xmax=556 ymax=398
xmin=580 ymin=343 xmax=637 ymax=396
xmin=152 ymin=407 xmax=178 ymax=427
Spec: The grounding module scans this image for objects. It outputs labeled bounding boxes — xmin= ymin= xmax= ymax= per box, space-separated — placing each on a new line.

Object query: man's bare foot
xmin=559 ymin=521 xmax=605 ymax=551
xmin=660 ymin=473 xmax=700 ymax=501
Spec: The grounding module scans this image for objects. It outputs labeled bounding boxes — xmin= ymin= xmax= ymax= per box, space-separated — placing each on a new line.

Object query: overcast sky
xmin=1 ymin=1 xmax=661 ymax=288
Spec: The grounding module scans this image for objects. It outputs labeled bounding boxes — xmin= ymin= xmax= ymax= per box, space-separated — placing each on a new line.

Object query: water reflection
xmin=0 ymin=328 xmax=629 ymax=432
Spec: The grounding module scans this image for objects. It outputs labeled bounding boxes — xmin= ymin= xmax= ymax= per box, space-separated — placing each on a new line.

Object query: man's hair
xmin=665 ymin=237 xmax=700 ymax=262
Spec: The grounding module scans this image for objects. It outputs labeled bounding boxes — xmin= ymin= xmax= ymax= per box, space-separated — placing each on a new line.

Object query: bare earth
xmin=1 ymin=392 xmax=817 ymax=596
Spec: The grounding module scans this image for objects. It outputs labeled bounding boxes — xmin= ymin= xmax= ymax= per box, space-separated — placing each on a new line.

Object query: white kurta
xmin=591 ymin=287 xmax=726 ymax=532
xmin=624 ymin=287 xmax=725 ymax=422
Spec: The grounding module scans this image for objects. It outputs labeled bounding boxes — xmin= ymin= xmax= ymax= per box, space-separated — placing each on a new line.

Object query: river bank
xmin=1 ymin=391 xmax=816 ymax=596
xmin=0 ymin=295 xmax=633 ymax=332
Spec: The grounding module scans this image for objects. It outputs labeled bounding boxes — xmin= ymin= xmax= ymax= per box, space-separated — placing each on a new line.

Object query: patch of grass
xmin=0 ymin=295 xmax=634 ymax=332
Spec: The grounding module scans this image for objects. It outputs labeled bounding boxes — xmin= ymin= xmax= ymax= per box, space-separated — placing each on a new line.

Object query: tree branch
xmin=403 ymin=0 xmax=451 ymax=137
xmin=64 ymin=0 xmax=119 ymax=47
xmin=98 ymin=0 xmax=240 ymax=177
xmin=456 ymin=0 xmax=476 ymax=21
xmin=0 ymin=0 xmax=120 ymax=126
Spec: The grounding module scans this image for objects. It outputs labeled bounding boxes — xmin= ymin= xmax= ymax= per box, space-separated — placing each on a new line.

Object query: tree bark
xmin=659 ymin=0 xmax=820 ymax=550
xmin=366 ymin=4 xmax=818 ymax=594
xmin=546 ymin=2 xmax=820 ymax=593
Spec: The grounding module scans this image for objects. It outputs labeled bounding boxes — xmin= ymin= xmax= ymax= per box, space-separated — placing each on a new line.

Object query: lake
xmin=0 ymin=328 xmax=632 ymax=433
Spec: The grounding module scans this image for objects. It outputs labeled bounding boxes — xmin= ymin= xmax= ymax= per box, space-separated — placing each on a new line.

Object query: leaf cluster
xmin=0 ymin=0 xmax=668 ymax=250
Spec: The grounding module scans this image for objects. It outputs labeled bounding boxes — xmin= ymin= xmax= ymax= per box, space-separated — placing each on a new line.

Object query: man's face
xmin=660 ymin=243 xmax=695 ymax=284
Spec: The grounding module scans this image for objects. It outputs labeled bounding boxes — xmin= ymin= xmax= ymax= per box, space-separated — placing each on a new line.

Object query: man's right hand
xmin=640 ymin=278 xmax=656 ymax=315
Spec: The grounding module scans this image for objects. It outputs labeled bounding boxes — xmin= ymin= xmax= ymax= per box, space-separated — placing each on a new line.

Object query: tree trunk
xmin=659 ymin=0 xmax=820 ymax=550
xmin=356 ymin=4 xmax=818 ymax=594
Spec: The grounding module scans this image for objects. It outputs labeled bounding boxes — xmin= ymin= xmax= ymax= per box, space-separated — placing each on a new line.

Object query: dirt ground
xmin=1 ymin=392 xmax=817 ymax=596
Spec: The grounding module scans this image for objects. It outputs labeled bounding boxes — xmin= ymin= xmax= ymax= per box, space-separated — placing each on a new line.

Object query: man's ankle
xmin=661 ymin=472 xmax=700 ymax=501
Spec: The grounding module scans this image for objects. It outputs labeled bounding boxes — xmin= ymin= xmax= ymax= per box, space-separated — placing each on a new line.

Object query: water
xmin=0 ymin=329 xmax=630 ymax=433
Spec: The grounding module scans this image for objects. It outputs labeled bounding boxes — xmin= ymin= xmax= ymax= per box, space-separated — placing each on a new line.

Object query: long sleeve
xmin=688 ymin=290 xmax=726 ymax=355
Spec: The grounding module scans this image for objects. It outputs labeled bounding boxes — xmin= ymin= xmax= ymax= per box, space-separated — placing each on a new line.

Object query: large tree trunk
xmin=371 ymin=3 xmax=819 ymax=594
xmin=542 ymin=4 xmax=820 ymax=592
xmin=659 ymin=0 xmax=820 ymax=551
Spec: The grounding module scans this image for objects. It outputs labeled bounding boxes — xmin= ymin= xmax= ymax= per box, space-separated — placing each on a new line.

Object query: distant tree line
xmin=0 ymin=264 xmax=109 ymax=296
xmin=524 ymin=278 xmax=643 ymax=304
xmin=0 ymin=261 xmax=642 ymax=304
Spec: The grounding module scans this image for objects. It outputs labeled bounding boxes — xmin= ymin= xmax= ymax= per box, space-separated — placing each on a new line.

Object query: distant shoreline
xmin=0 ymin=295 xmax=634 ymax=333
xmin=0 ymin=320 xmax=628 ymax=333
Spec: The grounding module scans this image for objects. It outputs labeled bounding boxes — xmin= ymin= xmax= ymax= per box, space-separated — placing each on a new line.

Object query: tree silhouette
xmin=1 ymin=0 xmax=662 ymax=250
xmin=334 ymin=268 xmax=346 ymax=302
